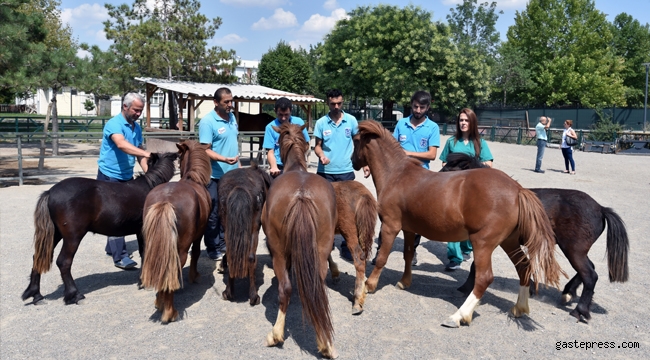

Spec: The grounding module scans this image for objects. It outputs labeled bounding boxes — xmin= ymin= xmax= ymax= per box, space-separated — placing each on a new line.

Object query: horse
xmin=352 ymin=120 xmax=565 ymax=328
xmin=218 ymin=162 xmax=273 ymax=305
xmin=441 ymin=152 xmax=629 ymax=321
xmin=139 ymin=140 xmax=212 ymax=324
xmin=21 ymin=152 xmax=178 ymax=305
xmin=261 ymin=122 xmax=338 ymax=358
xmin=330 ymin=180 xmax=378 ymax=314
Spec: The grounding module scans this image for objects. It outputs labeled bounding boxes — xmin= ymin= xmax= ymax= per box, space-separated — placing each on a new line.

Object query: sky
xmin=60 ymin=0 xmax=650 ymax=60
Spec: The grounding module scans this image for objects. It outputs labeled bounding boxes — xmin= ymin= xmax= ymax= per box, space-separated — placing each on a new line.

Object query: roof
xmin=136 ymin=77 xmax=323 ymax=104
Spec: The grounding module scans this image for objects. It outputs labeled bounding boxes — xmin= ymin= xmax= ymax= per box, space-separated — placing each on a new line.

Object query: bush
xmin=590 ymin=110 xmax=625 ymax=141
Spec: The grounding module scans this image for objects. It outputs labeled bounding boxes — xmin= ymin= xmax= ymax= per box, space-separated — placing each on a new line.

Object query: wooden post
xmin=188 ymin=98 xmax=195 ymax=131
xmin=175 ymin=92 xmax=184 ymax=131
xmin=145 ymin=83 xmax=157 ymax=129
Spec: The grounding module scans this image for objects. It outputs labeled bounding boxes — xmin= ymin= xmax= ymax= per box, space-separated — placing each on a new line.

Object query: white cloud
xmin=76 ymin=48 xmax=92 ymax=59
xmin=214 ymin=33 xmax=248 ymax=45
xmin=323 ymin=0 xmax=338 ymax=11
xmin=61 ymin=3 xmax=109 ymax=30
xmin=442 ymin=0 xmax=528 ymax=10
xmin=300 ymin=8 xmax=348 ymax=33
xmin=251 ymin=8 xmax=298 ymax=30
xmin=220 ymin=0 xmax=287 ymax=7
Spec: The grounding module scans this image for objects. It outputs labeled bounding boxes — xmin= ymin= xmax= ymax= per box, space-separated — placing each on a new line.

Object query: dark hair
xmin=326 ymin=89 xmax=343 ymax=101
xmin=410 ymin=90 xmax=431 ymax=106
xmin=455 ymin=108 xmax=482 ymax=157
xmin=214 ymin=87 xmax=232 ymax=102
xmin=275 ymin=97 xmax=292 ymax=111
xmin=565 ymin=119 xmax=573 ymax=127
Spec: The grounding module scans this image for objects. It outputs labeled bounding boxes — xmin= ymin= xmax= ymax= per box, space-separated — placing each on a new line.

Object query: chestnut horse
xmin=261 ymin=123 xmax=338 ymax=358
xmin=140 ymin=140 xmax=212 ymax=324
xmin=22 ymin=152 xmax=178 ymax=305
xmin=442 ymin=152 xmax=629 ymax=321
xmin=352 ymin=120 xmax=564 ymax=328
xmin=331 ymin=180 xmax=378 ymax=314
xmin=218 ymin=162 xmax=273 ymax=305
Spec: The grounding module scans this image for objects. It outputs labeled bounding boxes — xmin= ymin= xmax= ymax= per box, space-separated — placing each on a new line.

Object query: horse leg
xmin=457 ymin=262 xmax=476 ymax=296
xmin=567 ymin=255 xmax=597 ymax=321
xmin=247 ymin=233 xmax=261 ymax=306
xmin=57 ymin=236 xmax=85 ymax=305
xmin=265 ymin=256 xmax=290 ymax=347
xmin=562 ymin=274 xmax=582 ymax=304
xmin=159 ymin=291 xmax=178 ymax=323
xmin=23 ymin=234 xmax=62 ymax=304
xmin=366 ymin=226 xmax=399 ymax=293
xmin=316 ymin=245 xmax=338 ymax=359
xmin=327 ymin=254 xmax=340 ymax=284
xmin=347 ymin=231 xmax=368 ymax=314
xmin=188 ymin=238 xmax=202 ymax=284
xmin=500 ymin=234 xmax=533 ymax=317
xmin=136 ymin=232 xmax=145 ymax=289
xmin=443 ymin=240 xmax=496 ymax=328
xmin=396 ymin=231 xmax=416 ymax=290
xmin=222 ymin=274 xmax=235 ymax=302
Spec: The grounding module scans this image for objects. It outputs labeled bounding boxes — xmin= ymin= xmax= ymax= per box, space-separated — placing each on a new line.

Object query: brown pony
xmin=140 ymin=140 xmax=212 ymax=324
xmin=261 ymin=123 xmax=338 ymax=358
xmin=330 ymin=181 xmax=378 ymax=314
xmin=352 ymin=120 xmax=565 ymax=328
xmin=218 ymin=162 xmax=273 ymax=305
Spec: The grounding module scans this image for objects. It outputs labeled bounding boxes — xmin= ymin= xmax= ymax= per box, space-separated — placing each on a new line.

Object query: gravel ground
xmin=1 ymin=136 xmax=649 ymax=359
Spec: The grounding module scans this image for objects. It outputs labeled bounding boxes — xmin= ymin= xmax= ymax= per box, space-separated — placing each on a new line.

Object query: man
xmin=534 ymin=116 xmax=551 ymax=173
xmin=372 ymin=90 xmax=440 ymax=266
xmin=97 ymin=92 xmax=151 ymax=269
xmin=198 ymin=87 xmax=240 ymax=261
xmin=263 ymin=97 xmax=310 ymax=177
xmin=313 ymin=89 xmax=359 ymax=261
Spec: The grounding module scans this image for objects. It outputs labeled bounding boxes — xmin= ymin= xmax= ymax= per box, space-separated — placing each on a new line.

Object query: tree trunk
xmin=167 ymin=90 xmax=178 ymax=130
xmin=51 ymin=88 xmax=59 ymax=156
xmin=382 ymin=99 xmax=395 ymax=123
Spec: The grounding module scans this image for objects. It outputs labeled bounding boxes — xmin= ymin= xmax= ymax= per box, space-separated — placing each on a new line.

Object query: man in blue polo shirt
xmin=263 ymin=97 xmax=310 ymax=177
xmin=199 ymin=87 xmax=240 ymax=261
xmin=372 ymin=90 xmax=440 ymax=266
xmin=97 ymin=92 xmax=151 ymax=269
xmin=313 ymin=89 xmax=359 ymax=261
xmin=534 ymin=116 xmax=551 ymax=173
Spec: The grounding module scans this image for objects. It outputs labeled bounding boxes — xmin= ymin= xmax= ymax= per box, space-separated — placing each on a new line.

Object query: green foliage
xmin=258 ymin=41 xmax=313 ymax=94
xmin=317 ymin=5 xmax=490 ymax=115
xmin=506 ymin=0 xmax=626 ymax=107
xmin=83 ymin=99 xmax=95 ymax=112
xmin=103 ymin=0 xmax=237 ymax=89
xmin=590 ymin=109 xmax=625 ymax=141
xmin=446 ymin=0 xmax=502 ymax=61
xmin=491 ymin=42 xmax=533 ymax=105
xmin=611 ymin=13 xmax=650 ymax=108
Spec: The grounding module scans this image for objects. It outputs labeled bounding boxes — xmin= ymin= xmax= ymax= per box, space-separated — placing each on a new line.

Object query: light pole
xmin=643 ymin=63 xmax=650 ymax=131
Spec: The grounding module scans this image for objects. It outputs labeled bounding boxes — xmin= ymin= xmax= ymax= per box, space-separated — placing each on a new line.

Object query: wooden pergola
xmin=136 ymin=78 xmax=324 ymax=130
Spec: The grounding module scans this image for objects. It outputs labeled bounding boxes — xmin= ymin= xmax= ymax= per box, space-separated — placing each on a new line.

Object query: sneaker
xmin=462 ymin=253 xmax=471 ymax=262
xmin=445 ymin=261 xmax=461 ymax=271
xmin=114 ymin=257 xmax=137 ymax=269
xmin=411 ymin=251 xmax=418 ymax=266
xmin=106 ymin=252 xmax=133 ymax=259
xmin=340 ymin=245 xmax=353 ymax=262
xmin=534 ymin=169 xmax=545 ymax=173
xmin=208 ymin=251 xmax=224 ymax=261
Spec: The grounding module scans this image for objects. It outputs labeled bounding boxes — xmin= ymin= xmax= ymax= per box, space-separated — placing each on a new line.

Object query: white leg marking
xmin=511 ymin=285 xmax=530 ymax=317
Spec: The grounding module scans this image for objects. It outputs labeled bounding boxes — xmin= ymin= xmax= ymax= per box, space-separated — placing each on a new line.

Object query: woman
xmin=439 ymin=108 xmax=493 ymax=271
xmin=561 ymin=120 xmax=577 ymax=175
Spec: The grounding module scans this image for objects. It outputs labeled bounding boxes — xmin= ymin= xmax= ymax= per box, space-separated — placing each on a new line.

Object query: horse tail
xmin=33 ymin=191 xmax=55 ymax=274
xmin=140 ymin=202 xmax=182 ymax=292
xmin=225 ymin=187 xmax=254 ymax=278
xmin=354 ymin=193 xmax=378 ymax=260
xmin=602 ymin=206 xmax=629 ymax=282
xmin=285 ymin=196 xmax=334 ymax=347
xmin=517 ymin=188 xmax=565 ymax=291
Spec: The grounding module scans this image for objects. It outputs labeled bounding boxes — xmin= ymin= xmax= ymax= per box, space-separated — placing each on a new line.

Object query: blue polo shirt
xmin=98 ymin=113 xmax=143 ymax=180
xmin=262 ymin=116 xmax=310 ymax=166
xmin=313 ymin=111 xmax=358 ymax=174
xmin=198 ymin=109 xmax=239 ymax=179
xmin=439 ymin=137 xmax=493 ymax=163
xmin=535 ymin=122 xmax=548 ymax=140
xmin=392 ymin=116 xmax=440 ymax=169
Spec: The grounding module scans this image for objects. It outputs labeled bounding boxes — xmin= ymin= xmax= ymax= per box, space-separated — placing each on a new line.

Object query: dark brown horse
xmin=352 ymin=120 xmax=565 ymax=328
xmin=218 ymin=162 xmax=273 ymax=305
xmin=140 ymin=140 xmax=212 ymax=324
xmin=442 ymin=152 xmax=629 ymax=321
xmin=22 ymin=152 xmax=178 ymax=305
xmin=261 ymin=122 xmax=338 ymax=358
xmin=330 ymin=180 xmax=378 ymax=314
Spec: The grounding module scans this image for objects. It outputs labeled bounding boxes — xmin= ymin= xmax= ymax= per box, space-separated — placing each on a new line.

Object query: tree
xmin=506 ymin=0 xmax=626 ymax=107
xmin=611 ymin=13 xmax=650 ymax=107
xmin=76 ymin=44 xmax=124 ymax=116
xmin=446 ymin=0 xmax=502 ymax=60
xmin=258 ymin=41 xmax=312 ymax=94
xmin=491 ymin=43 xmax=532 ymax=106
xmin=317 ymin=5 xmax=489 ymax=119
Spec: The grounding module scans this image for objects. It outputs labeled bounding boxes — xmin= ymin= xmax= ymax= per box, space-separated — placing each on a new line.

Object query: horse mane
xmin=180 ymin=140 xmax=212 ymax=186
xmin=358 ymin=120 xmax=422 ymax=168
xmin=141 ymin=152 xmax=178 ymax=189
xmin=277 ymin=122 xmax=309 ymax=169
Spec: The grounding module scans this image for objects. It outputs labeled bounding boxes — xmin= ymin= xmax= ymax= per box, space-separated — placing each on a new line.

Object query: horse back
xmin=530 ymin=188 xmax=605 ymax=239
xmin=145 ymin=181 xmax=211 ymax=234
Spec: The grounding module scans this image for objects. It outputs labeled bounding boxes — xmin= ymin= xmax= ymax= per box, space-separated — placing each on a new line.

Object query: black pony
xmin=442 ymin=152 xmax=629 ymax=321
xmin=22 ymin=152 xmax=178 ymax=305
xmin=218 ymin=162 xmax=273 ymax=305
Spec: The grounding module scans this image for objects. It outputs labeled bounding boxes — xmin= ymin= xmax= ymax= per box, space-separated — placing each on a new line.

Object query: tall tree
xmin=611 ymin=13 xmax=650 ymax=108
xmin=258 ymin=41 xmax=312 ymax=94
xmin=76 ymin=44 xmax=123 ymax=115
xmin=446 ymin=0 xmax=502 ymax=60
xmin=317 ymin=5 xmax=489 ymax=118
xmin=506 ymin=0 xmax=626 ymax=107
xmin=491 ymin=43 xmax=532 ymax=106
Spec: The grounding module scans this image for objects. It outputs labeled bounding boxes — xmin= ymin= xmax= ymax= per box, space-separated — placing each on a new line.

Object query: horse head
xmin=352 ymin=120 xmax=385 ymax=170
xmin=272 ymin=122 xmax=309 ymax=170
xmin=176 ymin=140 xmax=212 ymax=185
xmin=143 ymin=151 xmax=178 ymax=188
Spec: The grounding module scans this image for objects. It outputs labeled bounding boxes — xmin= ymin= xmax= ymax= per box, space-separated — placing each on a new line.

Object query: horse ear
xmin=300 ymin=124 xmax=306 ymax=131
xmin=272 ymin=125 xmax=280 ymax=133
xmin=176 ymin=143 xmax=187 ymax=152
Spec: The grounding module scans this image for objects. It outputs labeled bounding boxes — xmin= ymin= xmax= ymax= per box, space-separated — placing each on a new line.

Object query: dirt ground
xmin=1 ymin=136 xmax=649 ymax=359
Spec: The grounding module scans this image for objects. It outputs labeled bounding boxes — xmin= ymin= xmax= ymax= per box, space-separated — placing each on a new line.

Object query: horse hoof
xmin=570 ymin=308 xmax=591 ymax=322
xmin=510 ymin=305 xmax=529 ymax=318
xmin=249 ymin=295 xmax=260 ymax=306
xmin=265 ymin=332 xmax=281 ymax=347
xmin=441 ymin=319 xmax=460 ymax=328
xmin=351 ymin=306 xmax=363 ymax=315
xmin=561 ymin=293 xmax=573 ymax=304
xmin=222 ymin=291 xmax=233 ymax=302
xmin=395 ymin=281 xmax=409 ymax=290
xmin=332 ymin=276 xmax=340 ymax=285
